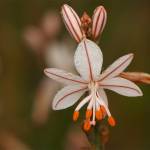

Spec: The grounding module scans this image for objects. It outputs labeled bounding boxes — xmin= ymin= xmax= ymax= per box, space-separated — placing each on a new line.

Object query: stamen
xmin=96 ymin=108 xmax=103 ymax=120
xmin=73 ymin=111 xmax=79 ymax=121
xmin=108 ymin=116 xmax=116 ymax=127
xmin=87 ymin=97 xmax=94 ymax=110
xmin=96 ymin=96 xmax=111 ymax=117
xmin=86 ymin=109 xmax=92 ymax=119
xmin=92 ymin=96 xmax=96 ymax=125
xmin=83 ymin=119 xmax=91 ymax=131
xmin=75 ymin=95 xmax=92 ymax=111
xmin=100 ymin=105 xmax=106 ymax=117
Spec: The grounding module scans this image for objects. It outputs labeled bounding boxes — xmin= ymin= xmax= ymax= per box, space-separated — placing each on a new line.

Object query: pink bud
xmin=61 ymin=4 xmax=83 ymax=43
xmin=92 ymin=6 xmax=107 ymax=40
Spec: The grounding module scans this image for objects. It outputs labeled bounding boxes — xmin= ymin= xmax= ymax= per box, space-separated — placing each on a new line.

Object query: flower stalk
xmin=83 ymin=123 xmax=109 ymax=150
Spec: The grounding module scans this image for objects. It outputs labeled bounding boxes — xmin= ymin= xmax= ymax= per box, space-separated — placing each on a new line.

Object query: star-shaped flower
xmin=44 ymin=38 xmax=143 ymax=131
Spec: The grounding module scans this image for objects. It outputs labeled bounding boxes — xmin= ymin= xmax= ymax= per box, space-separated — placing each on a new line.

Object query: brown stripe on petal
xmin=93 ymin=7 xmax=103 ymax=39
xmin=62 ymin=6 xmax=81 ymax=42
xmin=83 ymin=40 xmax=93 ymax=81
xmin=98 ymin=54 xmax=134 ymax=82
xmin=92 ymin=6 xmax=107 ymax=40
xmin=101 ymin=7 xmax=107 ymax=33
xmin=45 ymin=70 xmax=88 ymax=85
xmin=62 ymin=14 xmax=78 ymax=42
xmin=69 ymin=6 xmax=83 ymax=38
xmin=55 ymin=87 xmax=87 ymax=108
xmin=99 ymin=84 xmax=141 ymax=95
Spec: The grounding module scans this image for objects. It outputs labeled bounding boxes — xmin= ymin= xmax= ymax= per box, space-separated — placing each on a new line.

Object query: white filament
xmin=75 ymin=94 xmax=92 ymax=111
xmin=96 ymin=92 xmax=111 ymax=117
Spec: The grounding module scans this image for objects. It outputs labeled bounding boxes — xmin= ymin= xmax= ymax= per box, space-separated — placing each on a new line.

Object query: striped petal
xmin=44 ymin=68 xmax=88 ymax=85
xmin=92 ymin=6 xmax=107 ymax=40
xmin=98 ymin=53 xmax=134 ymax=82
xmin=52 ymin=85 xmax=87 ymax=110
xmin=98 ymin=88 xmax=108 ymax=106
xmin=61 ymin=4 xmax=83 ymax=43
xmin=100 ymin=77 xmax=143 ymax=97
xmin=74 ymin=39 xmax=103 ymax=81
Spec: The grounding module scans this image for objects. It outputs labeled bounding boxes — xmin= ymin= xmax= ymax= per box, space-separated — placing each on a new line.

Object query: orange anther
xmin=73 ymin=111 xmax=79 ymax=121
xmin=108 ymin=116 xmax=116 ymax=127
xmin=86 ymin=109 xmax=92 ymax=119
xmin=100 ymin=106 xmax=106 ymax=117
xmin=83 ymin=120 xmax=91 ymax=132
xmin=96 ymin=109 xmax=103 ymax=120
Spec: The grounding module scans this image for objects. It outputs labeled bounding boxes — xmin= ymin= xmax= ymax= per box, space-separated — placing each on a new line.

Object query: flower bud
xmin=61 ymin=4 xmax=83 ymax=43
xmin=92 ymin=6 xmax=107 ymax=40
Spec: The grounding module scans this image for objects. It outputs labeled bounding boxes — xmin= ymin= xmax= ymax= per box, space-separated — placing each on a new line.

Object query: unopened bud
xmin=120 ymin=72 xmax=150 ymax=84
xmin=61 ymin=4 xmax=83 ymax=42
xmin=92 ymin=6 xmax=107 ymax=40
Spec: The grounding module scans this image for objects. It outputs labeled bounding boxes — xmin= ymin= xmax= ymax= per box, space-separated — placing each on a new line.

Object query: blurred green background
xmin=0 ymin=0 xmax=150 ymax=150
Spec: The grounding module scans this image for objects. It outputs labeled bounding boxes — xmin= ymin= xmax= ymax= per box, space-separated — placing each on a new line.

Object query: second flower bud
xmin=92 ymin=6 xmax=107 ymax=40
xmin=61 ymin=4 xmax=84 ymax=43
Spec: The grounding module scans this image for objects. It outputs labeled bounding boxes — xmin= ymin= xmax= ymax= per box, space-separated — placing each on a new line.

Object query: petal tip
xmin=44 ymin=68 xmax=48 ymax=74
xmin=94 ymin=5 xmax=106 ymax=14
xmin=61 ymin=4 xmax=68 ymax=14
xmin=44 ymin=68 xmax=50 ymax=75
xmin=129 ymin=53 xmax=134 ymax=58
xmin=138 ymin=89 xmax=143 ymax=97
xmin=127 ymin=53 xmax=134 ymax=61
xmin=129 ymin=84 xmax=143 ymax=97
xmin=61 ymin=4 xmax=69 ymax=9
xmin=99 ymin=5 xmax=105 ymax=10
xmin=52 ymin=104 xmax=58 ymax=110
xmin=52 ymin=98 xmax=61 ymax=110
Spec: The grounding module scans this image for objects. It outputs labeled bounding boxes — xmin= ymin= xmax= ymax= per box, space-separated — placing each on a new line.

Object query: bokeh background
xmin=0 ymin=0 xmax=150 ymax=150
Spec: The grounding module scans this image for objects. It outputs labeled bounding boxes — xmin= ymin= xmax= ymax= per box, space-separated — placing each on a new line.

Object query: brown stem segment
xmin=120 ymin=72 xmax=150 ymax=84
xmin=83 ymin=123 xmax=109 ymax=150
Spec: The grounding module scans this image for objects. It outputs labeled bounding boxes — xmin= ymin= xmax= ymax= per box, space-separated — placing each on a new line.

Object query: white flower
xmin=44 ymin=38 xmax=143 ymax=131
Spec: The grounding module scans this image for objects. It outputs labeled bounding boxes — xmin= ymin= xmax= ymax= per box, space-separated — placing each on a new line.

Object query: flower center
xmin=88 ymin=81 xmax=99 ymax=92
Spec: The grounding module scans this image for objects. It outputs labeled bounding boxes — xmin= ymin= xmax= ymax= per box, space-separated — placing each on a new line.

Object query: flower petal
xmin=92 ymin=6 xmax=107 ymax=40
xmin=74 ymin=39 xmax=103 ymax=81
xmin=98 ymin=53 xmax=134 ymax=81
xmin=100 ymin=77 xmax=143 ymax=97
xmin=61 ymin=4 xmax=83 ymax=42
xmin=44 ymin=68 xmax=88 ymax=85
xmin=97 ymin=88 xmax=108 ymax=106
xmin=52 ymin=85 xmax=87 ymax=110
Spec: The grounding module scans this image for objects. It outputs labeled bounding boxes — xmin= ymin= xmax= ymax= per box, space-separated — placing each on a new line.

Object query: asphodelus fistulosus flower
xmin=44 ymin=4 xmax=143 ymax=131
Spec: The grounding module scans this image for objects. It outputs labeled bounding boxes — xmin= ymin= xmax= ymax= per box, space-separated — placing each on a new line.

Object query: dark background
xmin=0 ymin=0 xmax=150 ymax=149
